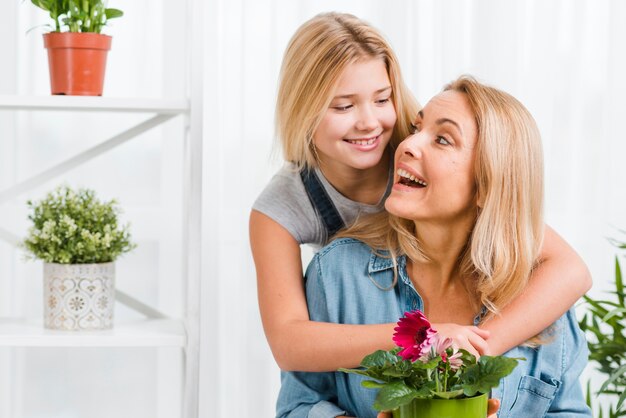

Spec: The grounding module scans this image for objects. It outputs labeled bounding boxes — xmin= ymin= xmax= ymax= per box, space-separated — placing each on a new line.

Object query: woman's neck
xmin=317 ymin=149 xmax=390 ymax=205
xmin=410 ymin=220 xmax=474 ymax=290
xmin=407 ymin=222 xmax=478 ymax=324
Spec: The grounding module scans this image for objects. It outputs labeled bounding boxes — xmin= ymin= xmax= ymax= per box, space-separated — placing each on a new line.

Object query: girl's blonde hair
xmin=276 ymin=12 xmax=419 ymax=170
xmin=340 ymin=76 xmax=545 ymax=323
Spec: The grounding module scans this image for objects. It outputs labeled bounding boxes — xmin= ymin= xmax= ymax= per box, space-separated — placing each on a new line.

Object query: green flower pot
xmin=391 ymin=393 xmax=488 ymax=418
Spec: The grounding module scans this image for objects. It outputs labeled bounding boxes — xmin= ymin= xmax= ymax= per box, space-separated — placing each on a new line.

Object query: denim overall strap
xmin=300 ymin=169 xmax=345 ymax=238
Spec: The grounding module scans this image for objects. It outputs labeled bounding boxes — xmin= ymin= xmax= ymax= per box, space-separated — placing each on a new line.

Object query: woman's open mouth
xmin=397 ymin=168 xmax=427 ymax=188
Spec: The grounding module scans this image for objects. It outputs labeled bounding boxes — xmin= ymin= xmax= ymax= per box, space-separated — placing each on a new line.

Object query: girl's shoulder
xmin=252 ymin=164 xmax=321 ymax=245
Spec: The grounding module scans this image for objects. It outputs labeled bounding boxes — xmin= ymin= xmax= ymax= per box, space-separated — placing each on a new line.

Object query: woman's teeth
xmin=397 ymin=168 xmax=427 ymax=187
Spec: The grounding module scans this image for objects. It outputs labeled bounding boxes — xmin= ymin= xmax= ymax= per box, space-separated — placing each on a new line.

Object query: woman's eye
xmin=333 ymin=104 xmax=352 ymax=111
xmin=435 ymin=136 xmax=451 ymax=145
xmin=409 ymin=122 xmax=419 ymax=134
xmin=376 ymin=97 xmax=391 ymax=105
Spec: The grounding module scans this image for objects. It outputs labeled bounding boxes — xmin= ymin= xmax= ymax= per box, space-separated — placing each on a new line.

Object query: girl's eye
xmin=376 ymin=97 xmax=391 ymax=105
xmin=333 ymin=104 xmax=352 ymax=111
xmin=435 ymin=136 xmax=451 ymax=146
xmin=409 ymin=122 xmax=419 ymax=134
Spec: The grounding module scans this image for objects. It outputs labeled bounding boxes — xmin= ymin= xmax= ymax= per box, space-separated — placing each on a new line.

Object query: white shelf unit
xmin=0 ymin=92 xmax=202 ymax=418
xmin=0 ymin=318 xmax=186 ymax=347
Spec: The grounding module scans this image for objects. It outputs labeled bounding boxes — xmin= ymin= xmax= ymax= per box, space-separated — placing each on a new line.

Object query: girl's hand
xmin=376 ymin=398 xmax=500 ymax=417
xmin=431 ymin=323 xmax=491 ymax=358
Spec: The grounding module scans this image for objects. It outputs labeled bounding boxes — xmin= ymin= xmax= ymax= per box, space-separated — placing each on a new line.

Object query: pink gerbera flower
xmin=421 ymin=334 xmax=464 ymax=371
xmin=392 ymin=310 xmax=438 ymax=362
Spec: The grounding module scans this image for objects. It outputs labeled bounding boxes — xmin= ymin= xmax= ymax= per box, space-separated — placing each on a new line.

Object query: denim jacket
xmin=276 ymin=238 xmax=591 ymax=418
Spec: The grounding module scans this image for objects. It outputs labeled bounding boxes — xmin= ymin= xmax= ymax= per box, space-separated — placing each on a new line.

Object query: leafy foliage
xmin=459 ymin=356 xmax=520 ymax=397
xmin=30 ymin=0 xmax=123 ymax=33
xmin=22 ymin=186 xmax=136 ymax=264
xmin=579 ymin=238 xmax=626 ymax=417
xmin=340 ymin=347 xmax=521 ymax=411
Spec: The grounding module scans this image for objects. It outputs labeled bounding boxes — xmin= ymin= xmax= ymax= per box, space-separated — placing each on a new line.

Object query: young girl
xmin=249 ymin=12 xmax=591 ymax=372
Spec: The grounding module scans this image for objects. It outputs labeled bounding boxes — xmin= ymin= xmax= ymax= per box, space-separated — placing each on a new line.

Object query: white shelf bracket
xmin=116 ymin=290 xmax=169 ymax=319
xmin=0 ymin=113 xmax=177 ymax=204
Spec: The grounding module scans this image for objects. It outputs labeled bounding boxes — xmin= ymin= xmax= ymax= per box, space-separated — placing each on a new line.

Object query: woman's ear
xmin=476 ymin=190 xmax=485 ymax=209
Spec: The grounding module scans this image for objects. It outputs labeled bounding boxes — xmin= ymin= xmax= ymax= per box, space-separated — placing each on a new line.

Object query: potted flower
xmin=30 ymin=0 xmax=123 ymax=95
xmin=340 ymin=310 xmax=521 ymax=418
xmin=579 ymin=237 xmax=626 ymax=416
xmin=22 ymin=186 xmax=135 ymax=330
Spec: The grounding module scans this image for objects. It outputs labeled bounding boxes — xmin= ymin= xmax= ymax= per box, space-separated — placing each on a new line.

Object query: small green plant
xmin=340 ymin=310 xmax=521 ymax=411
xmin=22 ymin=186 xmax=136 ymax=264
xmin=579 ymin=238 xmax=626 ymax=417
xmin=30 ymin=0 xmax=123 ymax=33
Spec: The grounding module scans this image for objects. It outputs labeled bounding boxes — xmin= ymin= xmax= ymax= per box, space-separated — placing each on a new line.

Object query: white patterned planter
xmin=43 ymin=262 xmax=115 ymax=330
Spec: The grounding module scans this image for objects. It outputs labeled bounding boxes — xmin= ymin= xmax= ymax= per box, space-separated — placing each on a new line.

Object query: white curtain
xmin=200 ymin=0 xmax=626 ymax=417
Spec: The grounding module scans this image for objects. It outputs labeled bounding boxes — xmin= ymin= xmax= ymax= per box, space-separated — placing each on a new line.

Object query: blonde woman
xmin=276 ymin=76 xmax=590 ymax=418
xmin=250 ymin=12 xmax=591 ymax=373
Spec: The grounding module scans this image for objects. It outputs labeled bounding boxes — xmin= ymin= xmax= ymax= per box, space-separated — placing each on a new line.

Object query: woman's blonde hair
xmin=276 ymin=12 xmax=419 ymax=170
xmin=340 ymin=76 xmax=545 ymax=323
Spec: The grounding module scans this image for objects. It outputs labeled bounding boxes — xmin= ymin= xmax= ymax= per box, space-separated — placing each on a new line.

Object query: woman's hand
xmin=431 ymin=323 xmax=491 ymax=358
xmin=376 ymin=398 xmax=500 ymax=417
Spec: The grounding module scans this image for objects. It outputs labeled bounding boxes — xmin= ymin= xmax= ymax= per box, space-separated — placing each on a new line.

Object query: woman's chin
xmin=384 ymin=197 xmax=421 ymax=221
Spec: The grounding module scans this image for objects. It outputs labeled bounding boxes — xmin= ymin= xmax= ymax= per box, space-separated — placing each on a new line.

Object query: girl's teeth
xmin=349 ymin=137 xmax=376 ymax=145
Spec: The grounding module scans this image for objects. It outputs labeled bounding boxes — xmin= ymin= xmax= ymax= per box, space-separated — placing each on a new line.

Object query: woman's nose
xmin=400 ymin=133 xmax=423 ymax=159
xmin=355 ymin=105 xmax=378 ymax=131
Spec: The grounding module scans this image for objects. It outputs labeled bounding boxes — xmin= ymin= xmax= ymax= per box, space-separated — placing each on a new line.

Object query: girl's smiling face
xmin=312 ymin=58 xmax=397 ymax=172
xmin=385 ymin=90 xmax=479 ymax=225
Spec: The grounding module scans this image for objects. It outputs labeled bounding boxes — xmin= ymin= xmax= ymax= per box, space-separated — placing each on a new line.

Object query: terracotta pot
xmin=392 ymin=393 xmax=488 ymax=418
xmin=43 ymin=32 xmax=112 ymax=96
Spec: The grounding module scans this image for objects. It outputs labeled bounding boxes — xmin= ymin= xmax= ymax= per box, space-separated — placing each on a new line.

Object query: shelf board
xmin=0 ymin=318 xmax=186 ymax=347
xmin=0 ymin=95 xmax=189 ymax=114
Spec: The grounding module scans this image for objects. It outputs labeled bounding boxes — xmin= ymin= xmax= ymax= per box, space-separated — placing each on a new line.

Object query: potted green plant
xmin=340 ymin=310 xmax=521 ymax=418
xmin=22 ymin=186 xmax=135 ymax=330
xmin=579 ymin=238 xmax=626 ymax=417
xmin=30 ymin=0 xmax=123 ymax=95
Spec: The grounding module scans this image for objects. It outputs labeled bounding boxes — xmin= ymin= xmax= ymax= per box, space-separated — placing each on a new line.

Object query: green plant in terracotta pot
xmin=22 ymin=186 xmax=136 ymax=330
xmin=340 ymin=310 xmax=522 ymax=418
xmin=29 ymin=0 xmax=123 ymax=95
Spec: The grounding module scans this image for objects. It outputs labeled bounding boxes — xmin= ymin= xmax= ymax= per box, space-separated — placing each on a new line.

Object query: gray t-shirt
xmin=252 ymin=164 xmax=392 ymax=246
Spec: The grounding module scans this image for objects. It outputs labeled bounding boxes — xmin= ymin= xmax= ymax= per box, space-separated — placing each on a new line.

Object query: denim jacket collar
xmin=367 ymin=250 xmax=487 ymax=324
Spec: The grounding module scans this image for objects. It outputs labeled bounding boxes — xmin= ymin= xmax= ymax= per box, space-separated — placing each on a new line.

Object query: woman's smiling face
xmin=384 ymin=90 xmax=479 ymax=225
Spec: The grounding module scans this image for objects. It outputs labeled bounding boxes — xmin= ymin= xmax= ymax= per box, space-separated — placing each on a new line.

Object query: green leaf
xmin=338 ymin=368 xmax=376 ymax=379
xmin=382 ymin=361 xmax=412 ymax=378
xmin=599 ymin=365 xmax=626 ymax=393
xmin=105 ymin=8 xmax=123 ymax=19
xmin=617 ymin=257 xmax=624 ymax=307
xmin=373 ymin=381 xmax=421 ymax=411
xmin=31 ymin=0 xmax=51 ymax=12
xmin=362 ymin=380 xmax=386 ymax=389
xmin=604 ymin=308 xmax=626 ymax=322
xmin=361 ymin=350 xmax=400 ymax=368
xmin=410 ymin=356 xmax=440 ymax=370
xmin=460 ymin=356 xmax=521 ymax=397
xmin=617 ymin=389 xmax=626 ymax=411
xmin=430 ymin=389 xmax=464 ymax=399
